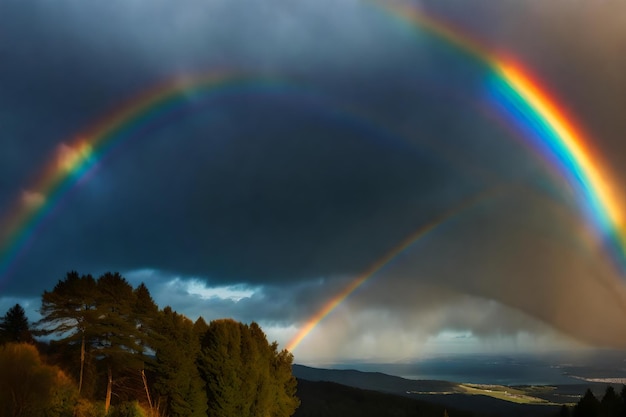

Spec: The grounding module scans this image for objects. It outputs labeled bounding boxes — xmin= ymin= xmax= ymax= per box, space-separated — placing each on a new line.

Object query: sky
xmin=1 ymin=0 xmax=626 ymax=363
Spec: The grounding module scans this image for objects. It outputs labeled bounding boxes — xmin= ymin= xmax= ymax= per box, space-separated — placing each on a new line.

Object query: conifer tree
xmin=132 ymin=282 xmax=159 ymax=411
xmin=150 ymin=307 xmax=207 ymax=417
xmin=37 ymin=271 xmax=98 ymax=395
xmin=0 ymin=304 xmax=33 ymax=344
xmin=574 ymin=388 xmax=600 ymax=417
xmin=199 ymin=319 xmax=299 ymax=417
xmin=193 ymin=316 xmax=209 ymax=337
xmin=200 ymin=319 xmax=243 ymax=417
xmin=600 ymin=386 xmax=623 ymax=417
xmin=92 ymin=272 xmax=144 ymax=414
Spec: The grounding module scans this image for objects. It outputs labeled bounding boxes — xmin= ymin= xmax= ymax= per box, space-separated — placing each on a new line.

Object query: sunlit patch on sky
xmin=20 ymin=190 xmax=45 ymax=210
xmin=55 ymin=141 xmax=94 ymax=174
xmin=180 ymin=279 xmax=256 ymax=302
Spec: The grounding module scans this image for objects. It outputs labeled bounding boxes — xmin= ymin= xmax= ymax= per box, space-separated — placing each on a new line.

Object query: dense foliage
xmin=199 ymin=319 xmax=299 ymax=417
xmin=0 ymin=270 xmax=299 ymax=417
xmin=0 ymin=343 xmax=76 ymax=417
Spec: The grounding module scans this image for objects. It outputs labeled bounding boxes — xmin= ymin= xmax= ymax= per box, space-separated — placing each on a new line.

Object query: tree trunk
xmin=78 ymin=332 xmax=85 ymax=395
xmin=105 ymin=364 xmax=113 ymax=414
xmin=141 ymin=369 xmax=153 ymax=413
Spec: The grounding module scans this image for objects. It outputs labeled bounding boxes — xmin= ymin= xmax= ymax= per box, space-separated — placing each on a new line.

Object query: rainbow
xmin=0 ymin=73 xmax=393 ymax=284
xmin=285 ymin=1 xmax=624 ymax=352
xmin=285 ymin=189 xmax=499 ymax=352
xmin=1 ymin=1 xmax=622 ymax=355
xmin=0 ymin=73 xmax=263 ymax=281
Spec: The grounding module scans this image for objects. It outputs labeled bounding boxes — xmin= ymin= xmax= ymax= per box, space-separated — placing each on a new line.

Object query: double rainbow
xmin=285 ymin=1 xmax=624 ymax=352
xmin=0 ymin=1 xmax=622 ymax=354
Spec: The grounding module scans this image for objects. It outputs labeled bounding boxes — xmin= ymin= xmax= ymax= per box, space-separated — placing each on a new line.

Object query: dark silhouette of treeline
xmin=0 ymin=271 xmax=299 ymax=417
xmin=555 ymin=386 xmax=626 ymax=417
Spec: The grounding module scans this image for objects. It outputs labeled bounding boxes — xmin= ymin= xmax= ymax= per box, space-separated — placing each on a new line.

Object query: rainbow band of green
xmin=285 ymin=0 xmax=624 ymax=352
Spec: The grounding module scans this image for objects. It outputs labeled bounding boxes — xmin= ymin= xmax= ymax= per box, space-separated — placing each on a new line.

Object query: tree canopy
xmin=26 ymin=270 xmax=300 ymax=417
xmin=199 ymin=318 xmax=300 ymax=417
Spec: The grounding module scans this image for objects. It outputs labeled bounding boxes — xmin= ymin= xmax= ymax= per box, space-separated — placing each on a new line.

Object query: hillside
xmin=294 ymin=379 xmax=482 ymax=417
xmin=293 ymin=365 xmax=563 ymax=417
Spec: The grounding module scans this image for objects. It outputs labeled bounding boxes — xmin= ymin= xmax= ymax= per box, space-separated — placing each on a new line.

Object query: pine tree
xmin=150 ymin=307 xmax=207 ymax=417
xmin=92 ymin=272 xmax=144 ymax=414
xmin=600 ymin=386 xmax=623 ymax=417
xmin=37 ymin=271 xmax=98 ymax=395
xmin=0 ymin=304 xmax=33 ymax=344
xmin=200 ymin=319 xmax=243 ymax=417
xmin=199 ymin=319 xmax=299 ymax=417
xmin=574 ymin=388 xmax=600 ymax=417
xmin=132 ymin=282 xmax=159 ymax=411
xmin=193 ymin=316 xmax=209 ymax=337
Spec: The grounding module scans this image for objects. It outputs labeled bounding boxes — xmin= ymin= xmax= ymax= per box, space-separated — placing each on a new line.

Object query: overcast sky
xmin=1 ymin=0 xmax=625 ymax=363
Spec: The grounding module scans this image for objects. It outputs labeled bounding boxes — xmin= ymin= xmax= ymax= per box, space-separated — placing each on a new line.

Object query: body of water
xmin=325 ymin=351 xmax=626 ymax=386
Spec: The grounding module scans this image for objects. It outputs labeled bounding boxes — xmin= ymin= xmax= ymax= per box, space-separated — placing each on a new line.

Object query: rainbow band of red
xmin=285 ymin=1 xmax=623 ymax=352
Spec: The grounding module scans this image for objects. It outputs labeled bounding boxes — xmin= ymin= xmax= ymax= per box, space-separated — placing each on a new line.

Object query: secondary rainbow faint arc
xmin=0 ymin=73 xmax=325 ymax=282
xmin=286 ymin=1 xmax=624 ymax=352
xmin=0 ymin=71 xmax=451 ymax=285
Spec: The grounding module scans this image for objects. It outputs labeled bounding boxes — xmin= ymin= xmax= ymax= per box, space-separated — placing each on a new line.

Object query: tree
xmin=38 ymin=271 xmax=152 ymax=413
xmin=132 ymin=282 xmax=159 ymax=412
xmin=0 ymin=343 xmax=77 ymax=417
xmin=92 ymin=272 xmax=145 ymax=414
xmin=193 ymin=316 xmax=209 ymax=338
xmin=600 ymin=386 xmax=623 ymax=417
xmin=271 ymin=344 xmax=300 ymax=416
xmin=37 ymin=271 xmax=98 ymax=395
xmin=199 ymin=319 xmax=299 ymax=417
xmin=150 ymin=307 xmax=207 ymax=417
xmin=574 ymin=389 xmax=600 ymax=417
xmin=0 ymin=304 xmax=33 ymax=344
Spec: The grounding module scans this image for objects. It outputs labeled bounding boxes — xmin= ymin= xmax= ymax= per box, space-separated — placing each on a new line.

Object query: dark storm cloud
xmin=2 ymin=0 xmax=626 ymax=357
xmin=1 ymin=0 xmax=516 ymax=295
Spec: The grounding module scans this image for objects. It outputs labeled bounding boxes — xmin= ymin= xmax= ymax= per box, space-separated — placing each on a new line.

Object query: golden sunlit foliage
xmin=0 ymin=343 xmax=77 ymax=417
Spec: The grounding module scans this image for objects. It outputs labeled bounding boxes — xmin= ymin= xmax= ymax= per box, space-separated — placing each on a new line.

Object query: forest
xmin=0 ymin=271 xmax=299 ymax=417
xmin=1 ymin=271 xmax=624 ymax=417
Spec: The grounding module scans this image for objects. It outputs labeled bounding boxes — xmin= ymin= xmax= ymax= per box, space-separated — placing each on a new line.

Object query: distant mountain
xmin=293 ymin=364 xmax=562 ymax=417
xmin=293 ymin=364 xmax=456 ymax=394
